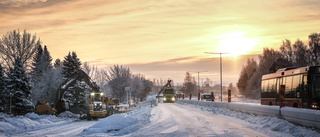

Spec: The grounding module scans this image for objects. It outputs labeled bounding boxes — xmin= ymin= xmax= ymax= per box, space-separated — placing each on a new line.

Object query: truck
xmin=157 ymin=80 xmax=176 ymax=103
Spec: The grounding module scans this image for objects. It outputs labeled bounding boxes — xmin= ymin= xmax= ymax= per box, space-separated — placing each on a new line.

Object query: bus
xmin=261 ymin=66 xmax=320 ymax=109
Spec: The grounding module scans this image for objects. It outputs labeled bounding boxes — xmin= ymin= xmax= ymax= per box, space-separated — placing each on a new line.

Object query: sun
xmin=216 ymin=31 xmax=259 ymax=57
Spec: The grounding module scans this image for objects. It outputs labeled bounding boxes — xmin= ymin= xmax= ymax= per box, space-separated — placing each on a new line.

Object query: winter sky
xmin=1 ymin=0 xmax=320 ymax=85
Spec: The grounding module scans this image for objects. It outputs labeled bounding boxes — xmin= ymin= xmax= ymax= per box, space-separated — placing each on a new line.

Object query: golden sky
xmin=1 ymin=0 xmax=320 ymax=84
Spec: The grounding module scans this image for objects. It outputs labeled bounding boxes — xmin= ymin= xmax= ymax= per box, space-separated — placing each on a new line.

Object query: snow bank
xmin=177 ymin=100 xmax=320 ymax=137
xmin=81 ymin=97 xmax=156 ymax=136
xmin=177 ymin=99 xmax=320 ymax=129
xmin=0 ymin=112 xmax=78 ymax=136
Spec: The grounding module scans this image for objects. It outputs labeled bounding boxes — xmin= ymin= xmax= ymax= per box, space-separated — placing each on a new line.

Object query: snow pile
xmin=231 ymin=97 xmax=260 ymax=104
xmin=0 ymin=112 xmax=77 ymax=136
xmin=177 ymin=101 xmax=320 ymax=137
xmin=58 ymin=111 xmax=80 ymax=119
xmin=81 ymin=98 xmax=155 ymax=136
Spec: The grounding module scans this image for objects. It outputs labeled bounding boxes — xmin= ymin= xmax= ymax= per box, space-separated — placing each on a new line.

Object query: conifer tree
xmin=42 ymin=45 xmax=53 ymax=71
xmin=0 ymin=64 xmax=8 ymax=112
xmin=7 ymin=58 xmax=34 ymax=115
xmin=62 ymin=51 xmax=81 ymax=78
xmin=54 ymin=58 xmax=62 ymax=69
xmin=31 ymin=45 xmax=43 ymax=82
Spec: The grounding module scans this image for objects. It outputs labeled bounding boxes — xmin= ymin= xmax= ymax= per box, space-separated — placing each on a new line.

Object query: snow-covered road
xmin=126 ymin=103 xmax=281 ymax=137
xmin=5 ymin=99 xmax=319 ymax=136
xmin=11 ymin=120 xmax=96 ymax=137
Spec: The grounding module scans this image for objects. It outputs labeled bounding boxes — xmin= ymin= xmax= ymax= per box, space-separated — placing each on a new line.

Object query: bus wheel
xmin=293 ymin=102 xmax=298 ymax=108
xmin=269 ymin=102 xmax=272 ymax=106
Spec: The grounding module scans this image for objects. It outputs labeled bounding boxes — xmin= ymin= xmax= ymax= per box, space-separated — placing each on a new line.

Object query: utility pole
xmin=204 ymin=52 xmax=228 ymax=102
xmin=188 ymin=71 xmax=207 ymax=93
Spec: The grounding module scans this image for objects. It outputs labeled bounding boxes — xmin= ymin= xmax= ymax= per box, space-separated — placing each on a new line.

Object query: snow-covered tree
xmin=182 ymin=72 xmax=197 ymax=95
xmin=62 ymin=51 xmax=81 ymax=78
xmin=31 ymin=68 xmax=64 ymax=105
xmin=0 ymin=64 xmax=8 ymax=112
xmin=31 ymin=45 xmax=53 ymax=82
xmin=7 ymin=58 xmax=34 ymax=115
xmin=237 ymin=58 xmax=257 ymax=96
xmin=106 ymin=64 xmax=131 ymax=102
xmin=130 ymin=74 xmax=144 ymax=101
xmin=293 ymin=39 xmax=310 ymax=67
xmin=247 ymin=48 xmax=280 ymax=98
xmin=0 ymin=30 xmax=40 ymax=73
xmin=64 ymin=81 xmax=90 ymax=108
xmin=54 ymin=58 xmax=62 ymax=69
xmin=308 ymin=33 xmax=320 ymax=65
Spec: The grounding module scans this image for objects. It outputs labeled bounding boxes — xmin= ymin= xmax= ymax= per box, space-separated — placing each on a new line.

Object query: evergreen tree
xmin=31 ymin=45 xmax=43 ymax=82
xmin=0 ymin=64 xmax=8 ymax=112
xmin=42 ymin=45 xmax=53 ymax=71
xmin=31 ymin=45 xmax=53 ymax=82
xmin=7 ymin=58 xmax=34 ymax=115
xmin=62 ymin=51 xmax=81 ymax=78
xmin=54 ymin=58 xmax=62 ymax=69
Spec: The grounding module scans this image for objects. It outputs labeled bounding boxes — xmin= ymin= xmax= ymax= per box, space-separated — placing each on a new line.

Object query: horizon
xmin=1 ymin=0 xmax=320 ymax=84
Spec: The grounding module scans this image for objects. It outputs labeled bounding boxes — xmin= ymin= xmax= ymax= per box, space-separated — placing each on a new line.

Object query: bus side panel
xmin=261 ymin=98 xmax=276 ymax=106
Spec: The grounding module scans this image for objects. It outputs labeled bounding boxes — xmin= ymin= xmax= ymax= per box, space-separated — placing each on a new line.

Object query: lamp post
xmin=204 ymin=52 xmax=228 ymax=102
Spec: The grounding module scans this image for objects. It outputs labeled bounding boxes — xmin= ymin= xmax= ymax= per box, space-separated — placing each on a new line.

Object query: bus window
xmin=270 ymin=79 xmax=276 ymax=92
xmin=312 ymin=75 xmax=320 ymax=99
xmin=293 ymin=75 xmax=302 ymax=98
xmin=285 ymin=76 xmax=295 ymax=98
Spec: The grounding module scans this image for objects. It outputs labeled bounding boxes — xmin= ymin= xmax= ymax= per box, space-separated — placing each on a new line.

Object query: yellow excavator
xmin=55 ymin=69 xmax=108 ymax=119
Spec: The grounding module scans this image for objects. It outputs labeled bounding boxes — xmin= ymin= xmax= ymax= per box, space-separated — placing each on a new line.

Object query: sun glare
xmin=216 ymin=31 xmax=259 ymax=57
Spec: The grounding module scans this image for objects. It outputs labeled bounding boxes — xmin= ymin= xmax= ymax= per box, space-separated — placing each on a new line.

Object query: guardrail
xmin=177 ymin=99 xmax=320 ymax=129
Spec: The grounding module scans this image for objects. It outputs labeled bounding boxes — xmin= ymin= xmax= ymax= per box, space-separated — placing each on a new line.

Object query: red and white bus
xmin=261 ymin=66 xmax=320 ymax=109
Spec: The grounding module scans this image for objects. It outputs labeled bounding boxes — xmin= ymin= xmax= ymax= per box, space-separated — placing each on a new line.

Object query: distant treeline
xmin=237 ymin=33 xmax=320 ymax=99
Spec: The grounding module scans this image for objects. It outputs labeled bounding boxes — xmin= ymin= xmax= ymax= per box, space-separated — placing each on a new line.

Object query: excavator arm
xmin=157 ymin=80 xmax=172 ymax=97
xmin=56 ymin=68 xmax=101 ymax=113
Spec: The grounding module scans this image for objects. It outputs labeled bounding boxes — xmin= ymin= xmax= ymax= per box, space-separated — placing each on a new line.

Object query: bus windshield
xmin=312 ymin=75 xmax=320 ymax=99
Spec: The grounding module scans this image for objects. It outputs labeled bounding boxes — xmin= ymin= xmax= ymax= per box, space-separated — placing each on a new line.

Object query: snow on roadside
xmin=80 ymin=97 xmax=156 ymax=136
xmin=177 ymin=101 xmax=320 ymax=137
xmin=0 ymin=111 xmax=79 ymax=136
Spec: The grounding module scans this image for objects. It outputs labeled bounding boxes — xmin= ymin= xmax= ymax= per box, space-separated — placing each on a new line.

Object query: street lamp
xmin=204 ymin=52 xmax=228 ymax=102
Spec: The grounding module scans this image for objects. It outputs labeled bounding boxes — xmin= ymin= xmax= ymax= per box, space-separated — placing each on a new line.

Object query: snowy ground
xmin=0 ymin=111 xmax=95 ymax=137
xmin=81 ymin=98 xmax=320 ymax=137
xmin=1 ymin=97 xmax=320 ymax=137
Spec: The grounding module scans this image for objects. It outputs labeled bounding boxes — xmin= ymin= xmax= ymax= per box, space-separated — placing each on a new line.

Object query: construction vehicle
xmin=157 ymin=80 xmax=176 ymax=103
xmin=55 ymin=68 xmax=107 ymax=119
xmin=36 ymin=104 xmax=56 ymax=115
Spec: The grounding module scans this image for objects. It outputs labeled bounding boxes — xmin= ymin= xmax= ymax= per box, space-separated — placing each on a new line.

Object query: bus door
xmin=276 ymin=77 xmax=282 ymax=106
